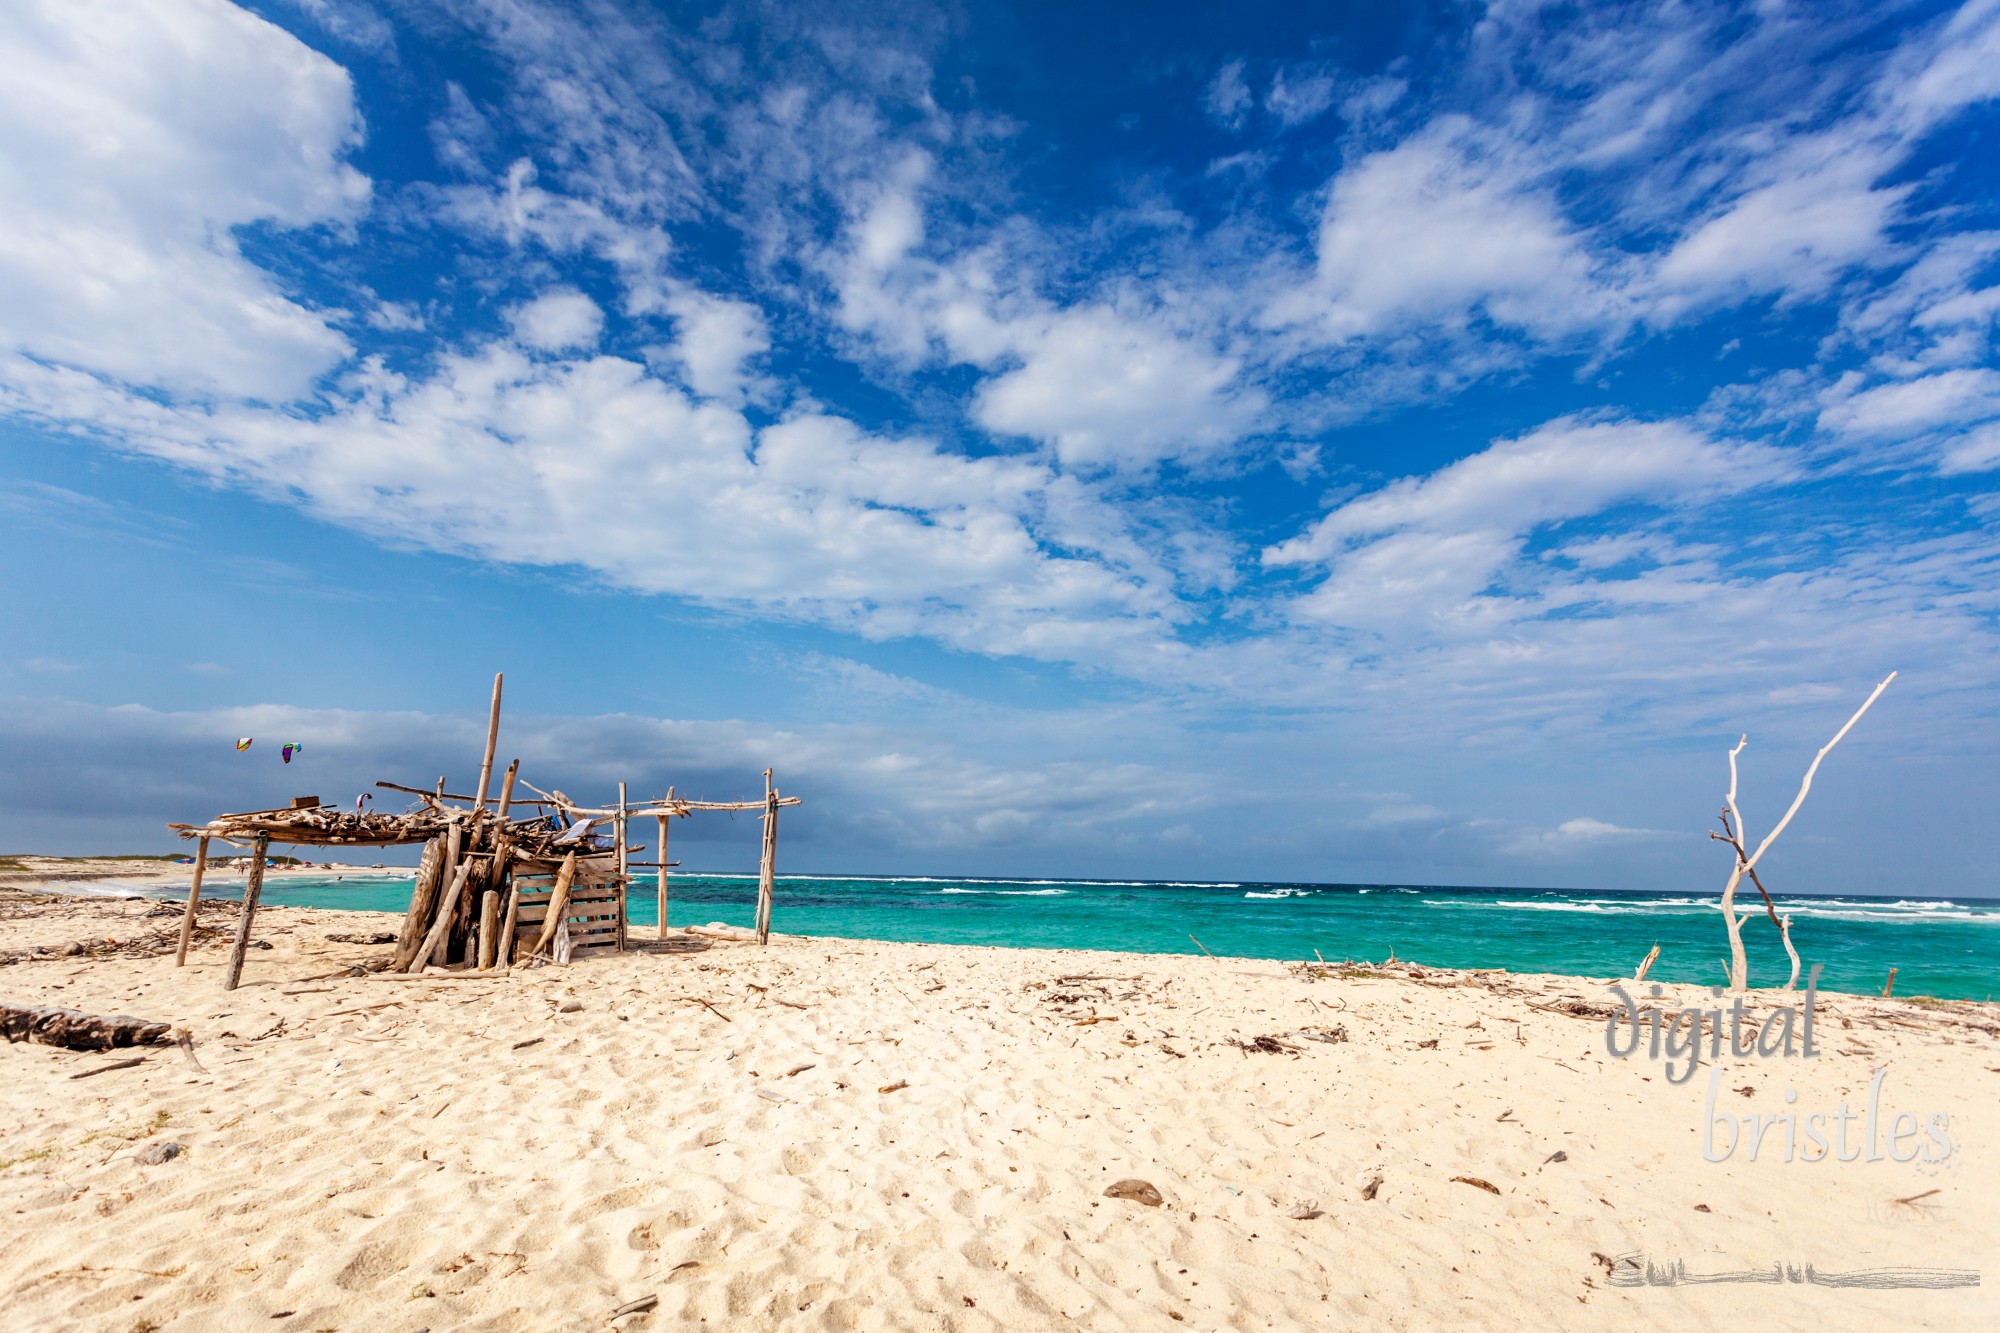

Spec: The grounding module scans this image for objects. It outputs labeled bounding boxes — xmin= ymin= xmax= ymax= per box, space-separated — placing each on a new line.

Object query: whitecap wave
xmin=935 ymin=887 xmax=1068 ymax=896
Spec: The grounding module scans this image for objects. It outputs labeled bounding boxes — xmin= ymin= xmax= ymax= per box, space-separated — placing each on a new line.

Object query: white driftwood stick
xmin=1716 ymin=672 xmax=1895 ymax=992
xmin=1743 ymin=672 xmax=1896 ymax=876
xmin=1719 ymin=735 xmax=1752 ymax=991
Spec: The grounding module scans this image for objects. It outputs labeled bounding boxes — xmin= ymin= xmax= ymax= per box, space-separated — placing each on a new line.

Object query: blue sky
xmin=2 ymin=0 xmax=1998 ymax=892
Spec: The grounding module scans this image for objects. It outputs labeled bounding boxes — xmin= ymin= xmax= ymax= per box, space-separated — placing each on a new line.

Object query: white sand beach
xmin=2 ymin=889 xmax=1994 ymax=1331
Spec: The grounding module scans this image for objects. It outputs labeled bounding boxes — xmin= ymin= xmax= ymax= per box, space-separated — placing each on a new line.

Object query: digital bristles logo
xmin=1602 ymin=965 xmax=1954 ymax=1166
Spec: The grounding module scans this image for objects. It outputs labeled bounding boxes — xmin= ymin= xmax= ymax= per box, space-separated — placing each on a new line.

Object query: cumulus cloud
xmin=1276 ymin=118 xmax=1608 ymax=342
xmin=508 ymin=289 xmax=606 ymax=352
xmin=825 ymin=158 xmax=1263 ymax=472
xmin=972 ymin=306 xmax=1265 ymax=470
xmin=661 ymin=289 xmax=769 ymax=401
xmin=0 ymin=0 xmax=369 ymax=400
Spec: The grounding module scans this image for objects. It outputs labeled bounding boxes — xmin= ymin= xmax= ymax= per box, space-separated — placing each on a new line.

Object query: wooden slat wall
xmin=509 ymin=870 xmax=626 ymax=960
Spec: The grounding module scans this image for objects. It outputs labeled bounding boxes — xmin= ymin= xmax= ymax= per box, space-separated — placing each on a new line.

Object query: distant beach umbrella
xmin=235 ymin=737 xmax=253 ymax=751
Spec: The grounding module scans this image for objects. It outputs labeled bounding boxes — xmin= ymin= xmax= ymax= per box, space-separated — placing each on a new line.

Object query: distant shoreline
xmin=2 ymin=856 xmax=1992 ymax=904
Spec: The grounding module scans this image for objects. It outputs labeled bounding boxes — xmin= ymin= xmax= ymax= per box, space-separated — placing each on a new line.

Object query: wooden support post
xmin=223 ymin=833 xmax=271 ymax=991
xmin=656 ymin=814 xmax=671 ymax=939
xmin=175 ymin=835 xmax=210 ymax=967
xmin=755 ymin=768 xmax=777 ymax=946
xmin=474 ymin=672 xmax=503 ymax=809
xmin=477 ymin=890 xmax=500 ymax=970
xmin=615 ymin=781 xmax=629 ymax=951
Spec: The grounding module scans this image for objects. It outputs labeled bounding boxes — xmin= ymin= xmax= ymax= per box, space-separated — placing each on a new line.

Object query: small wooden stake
xmin=223 ymin=833 xmax=271 ymax=991
xmin=477 ymin=890 xmax=500 ymax=970
xmin=498 ymin=881 xmax=522 ymax=969
xmin=175 ymin=835 xmax=210 ymax=967
xmin=1882 ymin=967 xmax=1898 ymax=998
xmin=656 ymin=813 xmax=671 ymax=939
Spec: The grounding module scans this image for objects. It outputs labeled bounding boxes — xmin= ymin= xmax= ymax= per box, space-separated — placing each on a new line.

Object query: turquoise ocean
xmin=148 ymin=872 xmax=2000 ymax=1001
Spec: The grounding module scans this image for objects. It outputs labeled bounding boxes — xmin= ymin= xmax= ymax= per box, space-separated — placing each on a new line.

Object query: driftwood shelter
xmin=167 ymin=674 xmax=800 ymax=989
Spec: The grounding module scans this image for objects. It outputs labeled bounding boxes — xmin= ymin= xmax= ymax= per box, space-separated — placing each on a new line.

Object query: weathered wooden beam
xmin=755 ymin=769 xmax=777 ymax=946
xmin=222 ymin=832 xmax=271 ymax=991
xmin=656 ymin=813 xmax=671 ymax=940
xmin=175 ymin=835 xmax=209 ymax=967
xmin=390 ymin=834 xmax=448 ymax=972
xmin=477 ymin=889 xmax=500 ymax=970
xmin=417 ymin=858 xmax=475 ymax=971
xmin=474 ymin=672 xmax=503 ymax=809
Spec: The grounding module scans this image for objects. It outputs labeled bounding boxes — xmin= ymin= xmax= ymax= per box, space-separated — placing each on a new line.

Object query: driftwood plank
xmin=390 ymin=835 xmax=447 ymax=972
xmin=1 ymin=1005 xmax=173 ymax=1051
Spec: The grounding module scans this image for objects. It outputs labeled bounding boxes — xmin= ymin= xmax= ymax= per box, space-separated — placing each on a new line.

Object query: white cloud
xmin=0 ymin=0 xmax=369 ymax=400
xmin=1262 ymin=417 xmax=1802 ymax=653
xmin=1940 ymin=422 xmax=2000 ymax=475
xmin=824 ymin=159 xmax=1262 ymax=471
xmin=1502 ymin=816 xmax=1668 ymax=857
xmin=1650 ymin=145 xmax=1909 ymax=309
xmin=662 ymin=289 xmax=769 ymax=401
xmin=1265 ymin=68 xmax=1337 ymax=128
xmin=1817 ymin=368 xmax=2000 ymax=439
xmin=1204 ymin=59 xmax=1252 ymax=130
xmin=508 ymin=289 xmax=606 ymax=352
xmin=972 ymin=306 xmax=1265 ymax=470
xmin=1276 ymin=119 xmax=1607 ymax=341
xmin=1269 ymin=417 xmax=1784 ymax=567
xmin=6 ymin=341 xmax=1187 ymax=669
